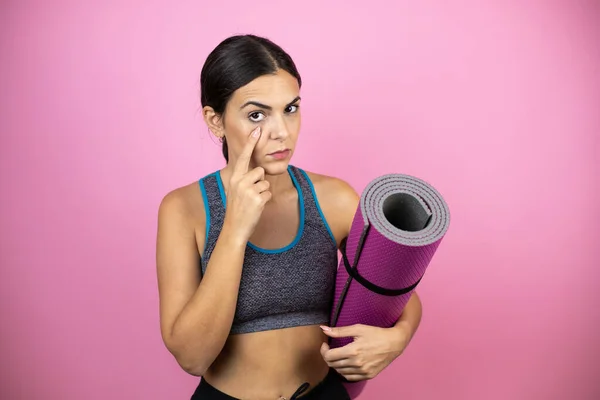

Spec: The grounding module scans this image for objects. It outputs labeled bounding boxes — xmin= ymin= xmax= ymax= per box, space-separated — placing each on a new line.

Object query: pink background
xmin=1 ymin=1 xmax=599 ymax=399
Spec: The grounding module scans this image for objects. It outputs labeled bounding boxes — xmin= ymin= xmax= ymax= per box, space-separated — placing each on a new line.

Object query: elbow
xmin=177 ymin=358 xmax=206 ymax=377
xmin=164 ymin=339 xmax=209 ymax=377
xmin=171 ymin=347 xmax=209 ymax=377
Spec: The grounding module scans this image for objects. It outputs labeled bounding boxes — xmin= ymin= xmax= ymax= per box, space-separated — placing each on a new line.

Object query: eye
xmin=248 ymin=111 xmax=265 ymax=122
xmin=285 ymin=105 xmax=299 ymax=113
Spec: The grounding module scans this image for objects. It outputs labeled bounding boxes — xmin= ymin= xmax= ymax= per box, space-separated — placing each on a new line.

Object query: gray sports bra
xmin=198 ymin=165 xmax=339 ymax=334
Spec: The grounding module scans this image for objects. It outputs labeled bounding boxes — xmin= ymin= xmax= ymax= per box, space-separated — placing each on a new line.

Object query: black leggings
xmin=191 ymin=368 xmax=351 ymax=400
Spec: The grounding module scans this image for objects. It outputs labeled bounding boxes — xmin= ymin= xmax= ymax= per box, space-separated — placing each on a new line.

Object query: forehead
xmin=230 ymin=69 xmax=300 ymax=106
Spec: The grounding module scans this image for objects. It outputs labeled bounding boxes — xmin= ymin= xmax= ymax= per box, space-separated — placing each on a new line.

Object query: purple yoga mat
xmin=329 ymin=174 xmax=450 ymax=399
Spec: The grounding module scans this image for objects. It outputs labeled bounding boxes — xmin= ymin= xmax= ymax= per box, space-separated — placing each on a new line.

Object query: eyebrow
xmin=240 ymin=96 xmax=301 ymax=111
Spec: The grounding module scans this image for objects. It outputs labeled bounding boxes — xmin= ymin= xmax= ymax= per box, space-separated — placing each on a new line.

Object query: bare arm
xmin=156 ymin=190 xmax=246 ymax=376
xmin=390 ymin=291 xmax=422 ymax=348
xmin=156 ymin=128 xmax=268 ymax=376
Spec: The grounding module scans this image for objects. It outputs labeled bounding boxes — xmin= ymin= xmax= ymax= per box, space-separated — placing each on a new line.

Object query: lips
xmin=268 ymin=149 xmax=291 ymax=160
xmin=268 ymin=149 xmax=290 ymax=156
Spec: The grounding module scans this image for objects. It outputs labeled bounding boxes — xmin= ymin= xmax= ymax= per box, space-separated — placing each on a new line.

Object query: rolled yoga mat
xmin=329 ymin=173 xmax=451 ymax=399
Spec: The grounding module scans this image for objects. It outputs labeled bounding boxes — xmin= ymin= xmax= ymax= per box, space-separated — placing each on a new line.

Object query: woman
xmin=156 ymin=34 xmax=423 ymax=400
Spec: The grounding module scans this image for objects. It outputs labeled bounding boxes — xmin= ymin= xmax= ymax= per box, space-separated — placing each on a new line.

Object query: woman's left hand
xmin=319 ymin=324 xmax=409 ymax=382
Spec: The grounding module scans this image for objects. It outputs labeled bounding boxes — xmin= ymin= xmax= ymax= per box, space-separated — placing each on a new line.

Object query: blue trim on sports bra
xmin=215 ymin=166 xmax=305 ymax=254
xmin=198 ymin=177 xmax=211 ymax=255
xmin=298 ymin=168 xmax=337 ymax=247
xmin=215 ymin=170 xmax=226 ymax=205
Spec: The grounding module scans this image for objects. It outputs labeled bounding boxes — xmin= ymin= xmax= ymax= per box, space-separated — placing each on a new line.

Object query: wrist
xmin=221 ymin=218 xmax=250 ymax=249
xmin=389 ymin=321 xmax=412 ymax=354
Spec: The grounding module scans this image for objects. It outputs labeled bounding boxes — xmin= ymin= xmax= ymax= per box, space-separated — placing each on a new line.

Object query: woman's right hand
xmin=222 ymin=127 xmax=272 ymax=243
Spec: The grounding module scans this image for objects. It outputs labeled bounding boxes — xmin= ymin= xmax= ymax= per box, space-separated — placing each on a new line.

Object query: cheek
xmin=225 ymin=116 xmax=253 ymax=146
xmin=283 ymin=112 xmax=301 ymax=134
xmin=289 ymin=117 xmax=301 ymax=141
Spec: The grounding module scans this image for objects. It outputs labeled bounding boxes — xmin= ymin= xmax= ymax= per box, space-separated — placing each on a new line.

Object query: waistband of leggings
xmin=197 ymin=368 xmax=342 ymax=399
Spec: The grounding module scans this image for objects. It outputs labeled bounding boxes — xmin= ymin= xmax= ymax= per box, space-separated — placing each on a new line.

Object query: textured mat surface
xmin=329 ymin=173 xmax=451 ymax=398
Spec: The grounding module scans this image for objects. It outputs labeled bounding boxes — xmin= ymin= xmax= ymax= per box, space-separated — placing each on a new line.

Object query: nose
xmin=266 ymin=115 xmax=290 ymax=141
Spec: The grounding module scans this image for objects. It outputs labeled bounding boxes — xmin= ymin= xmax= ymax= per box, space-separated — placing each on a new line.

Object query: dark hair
xmin=200 ymin=34 xmax=302 ymax=162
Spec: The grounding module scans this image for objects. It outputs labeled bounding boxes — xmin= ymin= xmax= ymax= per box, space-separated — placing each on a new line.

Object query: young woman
xmin=156 ymin=34 xmax=423 ymax=400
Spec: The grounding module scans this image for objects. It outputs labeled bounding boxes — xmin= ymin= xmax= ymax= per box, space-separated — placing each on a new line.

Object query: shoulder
xmin=301 ymin=169 xmax=360 ymax=243
xmin=303 ymin=170 xmax=359 ymax=208
xmin=157 ymin=181 xmax=206 ymax=233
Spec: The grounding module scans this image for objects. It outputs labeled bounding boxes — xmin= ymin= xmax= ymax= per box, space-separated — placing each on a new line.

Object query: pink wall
xmin=1 ymin=1 xmax=599 ymax=399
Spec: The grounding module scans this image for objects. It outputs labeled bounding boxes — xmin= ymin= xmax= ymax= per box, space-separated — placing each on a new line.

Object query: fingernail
xmin=252 ymin=127 xmax=261 ymax=137
xmin=320 ymin=325 xmax=331 ymax=331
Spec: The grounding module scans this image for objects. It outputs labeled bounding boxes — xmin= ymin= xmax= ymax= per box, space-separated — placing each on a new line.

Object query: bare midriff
xmin=203 ymin=325 xmax=330 ymax=399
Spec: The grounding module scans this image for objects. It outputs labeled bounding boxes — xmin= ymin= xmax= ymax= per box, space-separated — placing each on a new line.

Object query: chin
xmin=262 ymin=160 xmax=292 ymax=176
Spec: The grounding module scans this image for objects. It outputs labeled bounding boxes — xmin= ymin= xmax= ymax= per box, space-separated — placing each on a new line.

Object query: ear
xmin=202 ymin=106 xmax=224 ymax=139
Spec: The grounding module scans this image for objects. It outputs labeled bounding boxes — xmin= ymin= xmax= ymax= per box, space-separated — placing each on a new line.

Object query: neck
xmin=263 ymin=168 xmax=294 ymax=200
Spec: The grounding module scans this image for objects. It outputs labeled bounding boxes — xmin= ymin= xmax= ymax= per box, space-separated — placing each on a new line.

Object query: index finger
xmin=232 ymin=127 xmax=261 ymax=177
